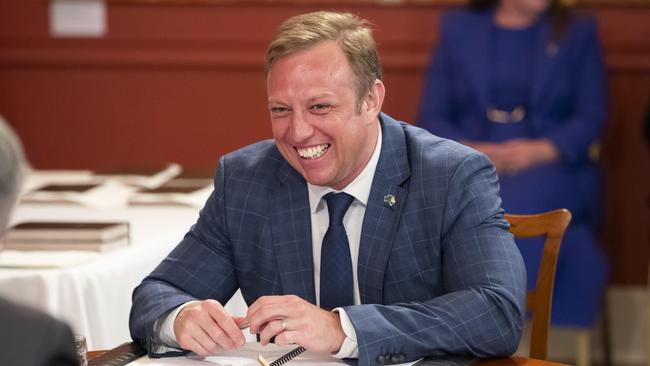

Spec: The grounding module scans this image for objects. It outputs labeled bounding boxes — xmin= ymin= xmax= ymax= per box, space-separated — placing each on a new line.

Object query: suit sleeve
xmin=344 ymin=152 xmax=526 ymax=365
xmin=417 ymin=15 xmax=464 ymax=141
xmin=0 ymin=298 xmax=78 ymax=366
xmin=543 ymin=18 xmax=607 ymax=164
xmin=129 ymin=156 xmax=238 ymax=357
xmin=40 ymin=318 xmax=78 ymax=366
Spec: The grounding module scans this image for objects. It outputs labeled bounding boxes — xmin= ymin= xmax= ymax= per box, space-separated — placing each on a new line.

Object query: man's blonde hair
xmin=265 ymin=11 xmax=382 ymax=111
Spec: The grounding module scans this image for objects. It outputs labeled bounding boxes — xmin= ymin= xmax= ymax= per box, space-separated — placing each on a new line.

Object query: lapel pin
xmin=383 ymin=194 xmax=396 ymax=207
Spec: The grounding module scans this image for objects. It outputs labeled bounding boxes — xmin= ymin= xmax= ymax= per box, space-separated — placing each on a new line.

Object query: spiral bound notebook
xmin=257 ymin=346 xmax=305 ymax=366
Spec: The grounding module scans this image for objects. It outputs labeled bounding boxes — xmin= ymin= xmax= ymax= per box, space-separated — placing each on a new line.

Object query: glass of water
xmin=74 ymin=334 xmax=88 ymax=366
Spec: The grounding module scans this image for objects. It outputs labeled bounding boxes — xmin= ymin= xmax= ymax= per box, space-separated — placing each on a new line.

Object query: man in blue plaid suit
xmin=130 ymin=11 xmax=526 ymax=366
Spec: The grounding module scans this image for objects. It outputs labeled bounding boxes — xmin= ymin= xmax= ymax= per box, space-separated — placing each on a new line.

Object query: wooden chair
xmin=505 ymin=209 xmax=572 ymax=360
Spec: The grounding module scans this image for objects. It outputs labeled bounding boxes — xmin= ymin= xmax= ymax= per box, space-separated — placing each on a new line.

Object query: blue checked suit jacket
xmin=129 ymin=113 xmax=526 ymax=365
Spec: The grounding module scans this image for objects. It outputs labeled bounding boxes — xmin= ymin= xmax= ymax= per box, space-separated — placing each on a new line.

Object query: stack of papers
xmin=19 ymin=164 xmax=186 ymax=209
xmin=21 ymin=180 xmax=137 ymax=209
xmin=21 ymin=169 xmax=95 ymax=194
xmin=2 ymin=221 xmax=130 ymax=252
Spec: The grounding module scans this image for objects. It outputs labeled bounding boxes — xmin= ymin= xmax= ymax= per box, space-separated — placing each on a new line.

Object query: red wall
xmin=1 ymin=0 xmax=649 ymax=284
xmin=0 ymin=1 xmax=447 ymax=171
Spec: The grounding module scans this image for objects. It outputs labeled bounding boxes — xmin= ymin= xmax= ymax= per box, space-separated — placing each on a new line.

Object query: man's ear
xmin=362 ymin=80 xmax=385 ymax=117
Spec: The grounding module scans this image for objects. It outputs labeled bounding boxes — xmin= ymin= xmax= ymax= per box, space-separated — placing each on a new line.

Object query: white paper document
xmin=96 ymin=163 xmax=183 ymax=190
xmin=21 ymin=169 xmax=95 ymax=194
xmin=22 ymin=180 xmax=137 ymax=209
xmin=129 ymin=342 xmax=419 ymax=365
xmin=50 ymin=0 xmax=107 ymax=37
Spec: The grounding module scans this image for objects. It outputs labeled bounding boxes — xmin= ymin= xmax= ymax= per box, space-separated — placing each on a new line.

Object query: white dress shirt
xmin=157 ymin=126 xmax=383 ymax=359
xmin=308 ymin=127 xmax=382 ymax=358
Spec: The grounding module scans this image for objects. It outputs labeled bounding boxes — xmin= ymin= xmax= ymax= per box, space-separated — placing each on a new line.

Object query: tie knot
xmin=324 ymin=192 xmax=354 ymax=226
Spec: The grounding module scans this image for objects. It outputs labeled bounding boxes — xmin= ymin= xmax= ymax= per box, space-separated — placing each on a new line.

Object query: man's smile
xmin=296 ymin=143 xmax=331 ymax=159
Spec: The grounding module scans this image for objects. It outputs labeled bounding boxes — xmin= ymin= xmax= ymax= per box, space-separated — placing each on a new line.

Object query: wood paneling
xmin=601 ymin=73 xmax=650 ymax=285
xmin=0 ymin=0 xmax=648 ymax=284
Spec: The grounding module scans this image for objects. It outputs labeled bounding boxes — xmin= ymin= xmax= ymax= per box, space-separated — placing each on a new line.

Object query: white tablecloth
xmin=0 ymin=203 xmax=208 ymax=350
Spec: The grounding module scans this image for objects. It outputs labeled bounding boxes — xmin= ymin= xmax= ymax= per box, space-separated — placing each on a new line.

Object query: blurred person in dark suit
xmin=0 ymin=116 xmax=78 ymax=366
xmin=418 ymin=0 xmax=608 ymax=329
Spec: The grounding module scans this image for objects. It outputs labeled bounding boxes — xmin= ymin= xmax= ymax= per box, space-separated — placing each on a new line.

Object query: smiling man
xmin=130 ymin=11 xmax=526 ymax=366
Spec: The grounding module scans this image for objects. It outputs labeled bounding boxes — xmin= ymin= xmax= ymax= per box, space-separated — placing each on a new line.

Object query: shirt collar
xmin=307 ymin=124 xmax=383 ymax=213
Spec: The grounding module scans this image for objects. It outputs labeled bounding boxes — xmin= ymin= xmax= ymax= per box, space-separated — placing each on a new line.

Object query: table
xmin=0 ymin=202 xmax=201 ymax=350
xmin=477 ymin=358 xmax=569 ymax=366
xmin=87 ymin=348 xmax=571 ymax=366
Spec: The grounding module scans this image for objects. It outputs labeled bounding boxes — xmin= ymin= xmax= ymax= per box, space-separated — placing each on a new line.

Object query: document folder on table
xmin=37 ymin=184 xmax=100 ymax=193
xmin=2 ymin=222 xmax=130 ymax=252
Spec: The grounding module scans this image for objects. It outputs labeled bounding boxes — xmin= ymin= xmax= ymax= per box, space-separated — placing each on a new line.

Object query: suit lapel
xmin=358 ymin=115 xmax=410 ymax=304
xmin=269 ymin=160 xmax=316 ymax=305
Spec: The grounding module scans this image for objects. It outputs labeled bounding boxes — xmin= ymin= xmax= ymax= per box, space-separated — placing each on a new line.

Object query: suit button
xmin=376 ymin=354 xmax=386 ymax=364
xmin=391 ymin=354 xmax=406 ymax=363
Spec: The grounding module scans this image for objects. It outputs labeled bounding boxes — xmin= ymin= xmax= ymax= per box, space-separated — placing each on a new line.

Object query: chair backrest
xmin=505 ymin=209 xmax=572 ymax=360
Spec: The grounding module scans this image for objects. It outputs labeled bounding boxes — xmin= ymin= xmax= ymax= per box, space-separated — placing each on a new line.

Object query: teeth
xmin=297 ymin=144 xmax=330 ymax=159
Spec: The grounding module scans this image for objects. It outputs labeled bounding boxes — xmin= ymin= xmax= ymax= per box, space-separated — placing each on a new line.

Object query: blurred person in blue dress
xmin=417 ymin=0 xmax=608 ymax=328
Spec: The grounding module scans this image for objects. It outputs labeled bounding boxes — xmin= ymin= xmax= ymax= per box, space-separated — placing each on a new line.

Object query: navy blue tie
xmin=320 ymin=192 xmax=355 ymax=310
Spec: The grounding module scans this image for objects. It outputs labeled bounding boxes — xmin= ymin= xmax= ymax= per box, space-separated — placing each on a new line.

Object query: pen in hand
xmin=244 ymin=321 xmax=279 ymax=344
xmin=239 ymin=322 xmax=273 ymax=343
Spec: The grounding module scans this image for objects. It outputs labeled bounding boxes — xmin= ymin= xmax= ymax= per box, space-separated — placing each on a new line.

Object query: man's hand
xmin=173 ymin=299 xmax=246 ymax=357
xmin=246 ymin=295 xmax=346 ymax=354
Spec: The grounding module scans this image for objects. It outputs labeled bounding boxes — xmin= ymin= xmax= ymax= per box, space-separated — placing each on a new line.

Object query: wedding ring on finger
xmin=281 ymin=319 xmax=287 ymax=331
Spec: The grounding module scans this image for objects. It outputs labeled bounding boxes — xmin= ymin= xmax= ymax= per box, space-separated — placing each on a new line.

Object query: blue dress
xmin=418 ymin=10 xmax=609 ymax=327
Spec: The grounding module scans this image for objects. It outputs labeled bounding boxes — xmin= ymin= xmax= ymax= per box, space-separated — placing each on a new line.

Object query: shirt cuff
xmin=153 ymin=300 xmax=200 ymax=352
xmin=332 ymin=307 xmax=359 ymax=359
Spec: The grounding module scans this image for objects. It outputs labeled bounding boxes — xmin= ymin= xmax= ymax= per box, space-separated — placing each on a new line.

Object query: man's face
xmin=267 ymin=41 xmax=383 ymax=190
